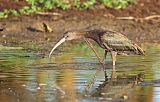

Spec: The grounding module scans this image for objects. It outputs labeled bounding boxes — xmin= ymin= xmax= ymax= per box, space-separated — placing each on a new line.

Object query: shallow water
xmin=0 ymin=43 xmax=160 ymax=102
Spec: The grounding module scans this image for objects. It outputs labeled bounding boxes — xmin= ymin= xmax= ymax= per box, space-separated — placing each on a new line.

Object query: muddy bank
xmin=0 ymin=0 xmax=160 ymax=55
xmin=0 ymin=14 xmax=160 ymax=54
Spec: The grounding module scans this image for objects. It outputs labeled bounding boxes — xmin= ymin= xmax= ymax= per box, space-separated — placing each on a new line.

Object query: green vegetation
xmin=0 ymin=0 xmax=137 ymax=18
xmin=101 ymin=0 xmax=136 ymax=9
xmin=75 ymin=0 xmax=96 ymax=9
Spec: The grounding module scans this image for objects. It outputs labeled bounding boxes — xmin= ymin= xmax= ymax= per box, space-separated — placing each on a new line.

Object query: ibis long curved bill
xmin=49 ymin=37 xmax=66 ymax=58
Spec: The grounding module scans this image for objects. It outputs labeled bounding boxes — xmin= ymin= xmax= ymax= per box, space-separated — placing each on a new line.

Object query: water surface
xmin=0 ymin=43 xmax=160 ymax=102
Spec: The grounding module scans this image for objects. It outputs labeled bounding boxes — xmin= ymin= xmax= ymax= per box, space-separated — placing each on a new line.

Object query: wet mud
xmin=0 ymin=14 xmax=160 ymax=55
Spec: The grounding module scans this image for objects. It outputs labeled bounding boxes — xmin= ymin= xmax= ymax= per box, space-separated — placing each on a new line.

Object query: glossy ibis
xmin=49 ymin=28 xmax=144 ymax=80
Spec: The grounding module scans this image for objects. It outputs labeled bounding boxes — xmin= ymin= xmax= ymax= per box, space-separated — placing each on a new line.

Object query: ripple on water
xmin=0 ymin=43 xmax=160 ymax=102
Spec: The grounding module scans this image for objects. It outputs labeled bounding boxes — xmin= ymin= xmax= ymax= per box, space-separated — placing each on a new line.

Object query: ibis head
xmin=49 ymin=31 xmax=84 ymax=57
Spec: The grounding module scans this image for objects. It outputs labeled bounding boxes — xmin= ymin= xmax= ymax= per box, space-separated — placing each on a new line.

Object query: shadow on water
xmin=0 ymin=43 xmax=160 ymax=102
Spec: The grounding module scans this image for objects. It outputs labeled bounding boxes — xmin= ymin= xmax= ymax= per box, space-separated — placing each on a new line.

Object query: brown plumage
xmin=49 ymin=27 xmax=145 ymax=80
xmin=84 ymin=29 xmax=144 ymax=55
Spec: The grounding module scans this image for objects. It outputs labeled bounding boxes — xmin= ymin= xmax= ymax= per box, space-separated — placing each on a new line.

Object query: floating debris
xmin=39 ymin=83 xmax=47 ymax=86
xmin=42 ymin=22 xmax=53 ymax=33
xmin=22 ymin=84 xmax=26 ymax=87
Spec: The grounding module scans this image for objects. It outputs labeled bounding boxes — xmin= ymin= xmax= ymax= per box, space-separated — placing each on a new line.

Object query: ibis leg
xmin=84 ymin=38 xmax=108 ymax=81
xmin=111 ymin=51 xmax=117 ymax=79
xmin=102 ymin=51 xmax=108 ymax=80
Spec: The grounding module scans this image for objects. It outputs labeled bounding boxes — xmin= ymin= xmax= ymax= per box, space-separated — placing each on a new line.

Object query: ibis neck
xmin=84 ymin=30 xmax=106 ymax=48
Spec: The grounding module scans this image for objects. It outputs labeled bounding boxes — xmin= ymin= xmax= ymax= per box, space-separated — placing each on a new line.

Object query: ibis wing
xmin=101 ymin=31 xmax=135 ymax=52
